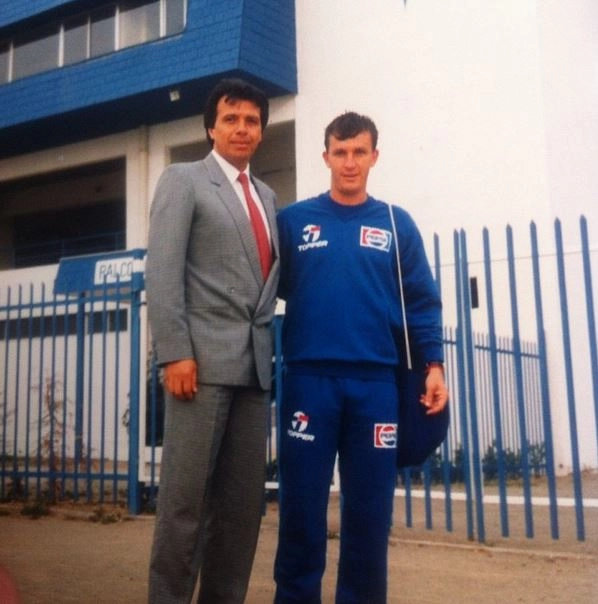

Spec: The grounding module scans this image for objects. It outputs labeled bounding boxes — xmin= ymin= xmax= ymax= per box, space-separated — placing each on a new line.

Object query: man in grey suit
xmin=146 ymin=78 xmax=279 ymax=603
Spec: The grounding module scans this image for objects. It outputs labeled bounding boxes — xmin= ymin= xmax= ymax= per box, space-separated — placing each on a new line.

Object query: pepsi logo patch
xmin=360 ymin=226 xmax=392 ymax=251
xmin=374 ymin=423 xmax=397 ymax=448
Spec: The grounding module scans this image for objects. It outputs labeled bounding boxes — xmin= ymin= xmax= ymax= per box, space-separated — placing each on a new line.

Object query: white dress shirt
xmin=211 ymin=150 xmax=272 ymax=240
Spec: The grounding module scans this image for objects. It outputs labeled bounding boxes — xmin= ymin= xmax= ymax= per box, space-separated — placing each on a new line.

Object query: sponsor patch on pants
xmin=287 ymin=410 xmax=316 ymax=442
xmin=374 ymin=423 xmax=397 ymax=448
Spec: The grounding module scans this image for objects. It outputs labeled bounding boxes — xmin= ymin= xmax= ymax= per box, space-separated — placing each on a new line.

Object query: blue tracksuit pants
xmin=274 ymin=369 xmax=399 ymax=603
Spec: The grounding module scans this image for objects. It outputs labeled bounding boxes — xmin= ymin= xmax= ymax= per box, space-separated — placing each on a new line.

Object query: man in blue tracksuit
xmin=274 ymin=112 xmax=448 ymax=603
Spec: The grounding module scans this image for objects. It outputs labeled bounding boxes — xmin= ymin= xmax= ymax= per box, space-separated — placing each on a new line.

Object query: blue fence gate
xmin=0 ymin=250 xmax=145 ymax=512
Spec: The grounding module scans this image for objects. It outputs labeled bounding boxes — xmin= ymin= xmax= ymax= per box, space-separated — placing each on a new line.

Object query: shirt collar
xmin=211 ymin=149 xmax=250 ymax=185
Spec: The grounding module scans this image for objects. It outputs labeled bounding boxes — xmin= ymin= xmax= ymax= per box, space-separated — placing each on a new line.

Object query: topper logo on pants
xmin=288 ymin=410 xmax=316 ymax=442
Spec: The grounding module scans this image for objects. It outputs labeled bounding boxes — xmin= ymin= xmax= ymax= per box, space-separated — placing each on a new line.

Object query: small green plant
xmin=480 ymin=441 xmax=546 ymax=482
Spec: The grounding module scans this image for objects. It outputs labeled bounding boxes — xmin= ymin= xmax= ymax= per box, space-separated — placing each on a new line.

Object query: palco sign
xmin=54 ymin=248 xmax=146 ymax=296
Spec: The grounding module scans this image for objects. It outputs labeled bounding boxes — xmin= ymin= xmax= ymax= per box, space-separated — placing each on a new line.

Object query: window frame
xmin=0 ymin=0 xmax=186 ymax=82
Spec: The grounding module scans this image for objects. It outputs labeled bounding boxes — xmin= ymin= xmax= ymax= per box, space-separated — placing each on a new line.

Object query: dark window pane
xmin=64 ymin=16 xmax=89 ymax=65
xmin=166 ymin=0 xmax=186 ymax=36
xmin=120 ymin=0 xmax=160 ymax=48
xmin=13 ymin=25 xmax=59 ymax=78
xmin=12 ymin=201 xmax=126 ymax=268
xmin=0 ymin=41 xmax=9 ymax=83
xmin=90 ymin=6 xmax=116 ymax=57
xmin=0 ymin=42 xmax=10 ymax=84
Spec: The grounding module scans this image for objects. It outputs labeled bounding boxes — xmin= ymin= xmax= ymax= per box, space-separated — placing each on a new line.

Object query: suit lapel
xmin=204 ymin=155 xmax=264 ymax=285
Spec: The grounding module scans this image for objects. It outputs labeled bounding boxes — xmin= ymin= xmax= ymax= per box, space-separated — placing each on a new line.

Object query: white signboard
xmin=94 ymin=256 xmax=145 ymax=285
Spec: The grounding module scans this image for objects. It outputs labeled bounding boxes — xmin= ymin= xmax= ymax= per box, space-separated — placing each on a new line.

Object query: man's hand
xmin=420 ymin=366 xmax=449 ymax=415
xmin=163 ymin=359 xmax=198 ymax=401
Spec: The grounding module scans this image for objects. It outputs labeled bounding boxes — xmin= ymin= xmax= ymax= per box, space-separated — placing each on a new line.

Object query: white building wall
xmin=294 ymin=0 xmax=596 ymax=229
xmin=538 ymin=1 xmax=598 ymax=226
xmin=294 ymin=0 xmax=598 ymax=471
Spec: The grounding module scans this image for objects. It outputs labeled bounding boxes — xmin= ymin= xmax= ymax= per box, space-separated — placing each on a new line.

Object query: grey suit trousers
xmin=148 ymin=384 xmax=269 ymax=603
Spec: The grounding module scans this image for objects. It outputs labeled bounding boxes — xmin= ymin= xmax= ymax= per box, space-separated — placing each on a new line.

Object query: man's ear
xmin=322 ymin=150 xmax=330 ymax=167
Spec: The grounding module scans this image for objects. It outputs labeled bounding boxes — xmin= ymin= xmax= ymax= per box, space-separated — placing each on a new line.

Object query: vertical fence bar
xmin=506 ymin=225 xmax=534 ymax=538
xmin=60 ymin=295 xmax=69 ymax=500
xmin=458 ymin=229 xmax=486 ymax=542
xmin=442 ymin=326 xmax=454 ymax=533
xmin=420 ymin=463 xmax=432 ymax=529
xmin=74 ymin=293 xmax=85 ymax=500
xmin=25 ymin=285 xmax=35 ymax=499
xmin=579 ymin=216 xmax=598 ymax=464
xmin=419 ymin=233 xmax=444 ymax=530
xmin=454 ymin=230 xmax=475 ymax=540
xmin=530 ymin=221 xmax=559 ymax=539
xmin=554 ymin=219 xmax=585 ymax=540
xmin=435 ymin=233 xmax=453 ymax=531
xmin=35 ymin=284 xmax=47 ymax=498
xmin=402 ymin=470 xmax=414 ymax=528
xmin=86 ymin=294 xmax=95 ymax=501
xmin=99 ymin=283 xmax=109 ymax=503
xmin=1 ymin=288 xmax=12 ymax=499
xmin=113 ymin=288 xmax=123 ymax=504
xmin=48 ymin=286 xmax=59 ymax=501
xmin=12 ymin=286 xmax=23 ymax=497
xmin=127 ymin=273 xmax=143 ymax=514
xmin=148 ymin=348 xmax=160 ymax=509
xmin=483 ymin=228 xmax=509 ymax=536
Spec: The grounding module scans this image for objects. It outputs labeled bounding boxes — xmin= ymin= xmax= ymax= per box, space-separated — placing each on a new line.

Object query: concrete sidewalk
xmin=0 ymin=496 xmax=596 ymax=603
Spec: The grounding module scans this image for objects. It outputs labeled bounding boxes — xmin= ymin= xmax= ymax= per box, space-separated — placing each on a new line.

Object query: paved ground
xmin=1 ymin=490 xmax=597 ymax=604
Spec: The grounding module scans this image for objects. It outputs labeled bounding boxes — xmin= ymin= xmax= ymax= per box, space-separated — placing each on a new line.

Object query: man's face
xmin=323 ymin=131 xmax=379 ymax=204
xmin=208 ymin=97 xmax=263 ymax=170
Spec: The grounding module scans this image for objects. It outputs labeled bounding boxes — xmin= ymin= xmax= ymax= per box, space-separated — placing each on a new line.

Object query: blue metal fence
xmin=1 ymin=216 xmax=597 ymax=544
xmin=0 ymin=273 xmax=143 ymax=512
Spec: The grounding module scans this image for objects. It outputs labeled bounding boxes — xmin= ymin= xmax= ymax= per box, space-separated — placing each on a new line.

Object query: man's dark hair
xmin=203 ymin=78 xmax=269 ymax=147
xmin=324 ymin=112 xmax=378 ymax=151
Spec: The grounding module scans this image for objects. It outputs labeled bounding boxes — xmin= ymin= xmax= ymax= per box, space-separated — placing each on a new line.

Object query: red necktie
xmin=238 ymin=172 xmax=272 ymax=279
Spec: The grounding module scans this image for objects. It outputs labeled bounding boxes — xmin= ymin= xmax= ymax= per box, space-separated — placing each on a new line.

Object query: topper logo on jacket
xmin=298 ymin=224 xmax=328 ymax=252
xmin=360 ymin=226 xmax=392 ymax=252
xmin=302 ymin=224 xmax=321 ymax=243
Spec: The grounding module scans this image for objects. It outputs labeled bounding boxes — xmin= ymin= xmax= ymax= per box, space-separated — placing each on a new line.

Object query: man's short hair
xmin=324 ymin=112 xmax=378 ymax=151
xmin=203 ymin=78 xmax=269 ymax=147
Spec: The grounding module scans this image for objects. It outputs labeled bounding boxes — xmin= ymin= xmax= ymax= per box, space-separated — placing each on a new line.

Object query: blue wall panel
xmin=0 ymin=1 xmax=67 ymax=28
xmin=0 ymin=0 xmax=296 ymax=156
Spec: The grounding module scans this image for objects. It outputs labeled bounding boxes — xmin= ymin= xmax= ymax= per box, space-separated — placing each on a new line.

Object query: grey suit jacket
xmin=145 ymin=153 xmax=280 ymax=390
